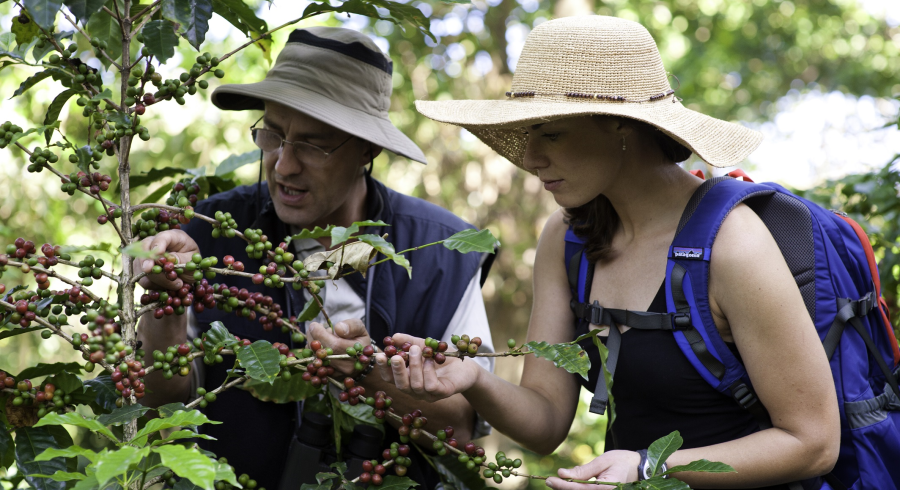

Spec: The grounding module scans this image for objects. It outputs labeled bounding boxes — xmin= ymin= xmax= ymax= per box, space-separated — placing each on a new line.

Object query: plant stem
xmin=60 ymin=7 xmax=123 ymax=70
xmin=129 ymin=0 xmax=160 ymax=22
xmin=4 ymin=258 xmax=105 ymax=303
xmin=115 ymin=0 xmax=139 ymax=448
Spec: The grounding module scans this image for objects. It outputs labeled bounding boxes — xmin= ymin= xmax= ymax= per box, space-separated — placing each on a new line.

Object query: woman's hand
xmin=545 ymin=451 xmax=641 ymax=489
xmin=375 ymin=333 xmax=483 ymax=403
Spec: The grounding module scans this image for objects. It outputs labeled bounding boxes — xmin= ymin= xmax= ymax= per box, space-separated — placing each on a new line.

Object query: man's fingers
xmin=390 ymin=333 xmax=426 ymax=348
xmin=376 ymin=353 xmax=395 ymax=383
xmin=407 ymin=345 xmax=425 ymax=394
xmin=335 ymin=319 xmax=366 ymax=339
xmin=390 ymin=354 xmax=411 ymax=391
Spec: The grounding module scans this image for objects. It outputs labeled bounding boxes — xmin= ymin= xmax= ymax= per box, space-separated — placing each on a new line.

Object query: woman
xmin=375 ymin=16 xmax=839 ymax=489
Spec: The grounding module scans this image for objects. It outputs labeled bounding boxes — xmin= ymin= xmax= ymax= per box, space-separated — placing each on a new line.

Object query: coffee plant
xmin=0 ymin=0 xmax=736 ymax=488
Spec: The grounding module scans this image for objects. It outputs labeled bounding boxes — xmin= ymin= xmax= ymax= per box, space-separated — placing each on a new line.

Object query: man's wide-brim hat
xmin=416 ymin=16 xmax=762 ymax=168
xmin=212 ymin=27 xmax=427 ymax=164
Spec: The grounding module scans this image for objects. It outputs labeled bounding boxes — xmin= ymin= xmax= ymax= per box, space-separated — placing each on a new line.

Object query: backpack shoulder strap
xmin=668 ymin=177 xmax=777 ymax=426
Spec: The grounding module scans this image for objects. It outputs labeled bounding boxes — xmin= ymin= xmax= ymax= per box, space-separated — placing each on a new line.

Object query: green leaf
xmin=592 ymin=334 xmax=615 ymax=427
xmin=72 ymin=474 xmax=99 ymax=490
xmin=663 ymin=459 xmax=736 ymax=475
xmin=50 ymin=371 xmax=84 ymax=396
xmin=23 ymin=0 xmax=63 ymax=31
xmin=524 ymin=340 xmax=590 ymax=380
xmin=237 ymin=340 xmax=281 ymax=384
xmin=214 ymin=150 xmax=257 ymax=176
xmin=94 ymin=446 xmax=150 ymax=488
xmin=441 ymin=229 xmax=499 ymax=254
xmin=302 ymin=0 xmax=433 ymax=42
xmin=127 ymin=166 xmax=187 ymax=190
xmin=142 ymin=183 xmax=175 ymax=204
xmin=202 ymin=321 xmax=238 ymax=364
xmin=299 ymin=484 xmax=331 ymax=490
xmin=295 ymin=296 xmax=321 ymax=322
xmin=315 ymin=472 xmax=339 ymax=484
xmin=63 ymin=0 xmax=106 ymax=24
xmin=570 ymin=328 xmax=602 ymax=345
xmin=81 ymin=374 xmax=119 ymax=412
xmin=33 ymin=412 xmax=118 ymax=443
xmin=28 ymin=471 xmax=86 ymax=481
xmin=12 ymin=68 xmax=67 ymax=98
xmin=151 ymin=429 xmax=216 ymax=445
xmin=106 ymin=111 xmax=131 ymax=127
xmin=43 ymin=88 xmax=77 ymax=144
xmin=0 ymin=326 xmax=44 ymax=341
xmin=34 ymin=446 xmax=99 ymax=463
xmin=89 ymin=88 xmax=112 ymax=101
xmin=32 ymin=30 xmax=73 ymax=61
xmin=86 ymin=7 xmax=122 ymax=68
xmin=16 ymin=362 xmax=82 ymax=379
xmin=633 ymin=477 xmax=692 ymax=490
xmin=151 ymin=445 xmax=216 ymax=490
xmin=96 ymin=404 xmax=152 ymax=426
xmin=356 ymin=234 xmax=411 ymax=277
xmin=331 ymin=220 xmax=389 ymax=246
xmin=0 ymin=422 xmax=14 ymax=469
xmin=160 ymin=0 xmax=213 ymax=50
xmin=335 ymin=395 xmax=382 ymax=434
xmin=142 ymin=19 xmax=179 ymax=63
xmin=132 ymin=409 xmax=220 ymax=445
xmin=11 ymin=11 xmax=40 ymax=45
xmin=121 ymin=241 xmax=162 ymax=259
xmin=173 ymin=479 xmax=204 ymax=490
xmin=377 ymin=476 xmax=420 ymax=490
xmin=647 ymin=431 xmax=683 ymax=478
xmin=287 ymin=225 xmax=334 ymax=243
xmin=210 ymin=0 xmax=267 ymax=36
xmin=433 ymin=453 xmax=487 ymax=490
xmin=0 ymin=32 xmax=23 ymax=60
xmin=15 ymin=427 xmax=67 ymax=490
xmin=214 ymin=461 xmax=241 ymax=488
xmin=157 ymin=402 xmax=188 ymax=418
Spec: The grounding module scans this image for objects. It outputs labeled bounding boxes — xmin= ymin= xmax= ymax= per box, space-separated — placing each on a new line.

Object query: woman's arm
xmin=549 ymin=204 xmax=840 ymax=489
xmin=376 ymin=209 xmax=583 ymax=454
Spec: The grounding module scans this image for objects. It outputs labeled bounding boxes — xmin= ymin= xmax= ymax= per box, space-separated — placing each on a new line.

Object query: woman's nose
xmin=522 ymin=137 xmax=548 ymax=172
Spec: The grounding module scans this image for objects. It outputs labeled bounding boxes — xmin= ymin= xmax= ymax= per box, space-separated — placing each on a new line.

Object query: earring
xmin=622 ymin=136 xmax=626 ymax=151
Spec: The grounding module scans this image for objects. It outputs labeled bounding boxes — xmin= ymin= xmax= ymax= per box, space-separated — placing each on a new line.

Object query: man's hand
xmin=132 ymin=230 xmax=201 ymax=291
xmin=307 ymin=319 xmax=371 ymax=378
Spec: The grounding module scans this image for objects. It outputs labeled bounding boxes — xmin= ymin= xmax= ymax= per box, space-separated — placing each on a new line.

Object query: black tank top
xmin=574 ymin=283 xmax=794 ymax=490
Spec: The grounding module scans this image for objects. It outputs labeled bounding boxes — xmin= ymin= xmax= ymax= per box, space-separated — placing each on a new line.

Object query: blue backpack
xmin=565 ymin=174 xmax=900 ymax=490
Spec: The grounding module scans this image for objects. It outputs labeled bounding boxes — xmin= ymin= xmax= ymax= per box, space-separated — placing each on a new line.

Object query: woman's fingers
xmin=375 ymin=353 xmax=395 ymax=384
xmin=390 ymin=353 xmax=411 ymax=391
xmin=407 ymin=346 xmax=426 ymax=394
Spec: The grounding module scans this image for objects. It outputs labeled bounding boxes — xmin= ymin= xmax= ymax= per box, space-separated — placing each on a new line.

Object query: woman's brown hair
xmin=565 ymin=119 xmax=692 ymax=263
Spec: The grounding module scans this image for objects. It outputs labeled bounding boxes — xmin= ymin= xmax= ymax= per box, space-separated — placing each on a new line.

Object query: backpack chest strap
xmin=571 ymin=300 xmax=692 ymax=331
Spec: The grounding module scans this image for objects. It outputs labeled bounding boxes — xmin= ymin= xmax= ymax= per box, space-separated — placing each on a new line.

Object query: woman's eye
xmin=542 ymin=133 xmax=560 ymax=141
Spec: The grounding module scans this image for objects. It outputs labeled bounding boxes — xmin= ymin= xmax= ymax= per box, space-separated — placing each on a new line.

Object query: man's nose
xmin=274 ymin=145 xmax=303 ymax=176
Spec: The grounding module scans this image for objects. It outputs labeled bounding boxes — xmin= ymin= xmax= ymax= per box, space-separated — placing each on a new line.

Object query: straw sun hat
xmin=416 ymin=16 xmax=763 ymax=168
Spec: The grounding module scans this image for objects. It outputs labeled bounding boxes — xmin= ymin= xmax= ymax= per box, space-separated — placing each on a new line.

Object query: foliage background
xmin=1 ymin=0 xmax=899 ymax=487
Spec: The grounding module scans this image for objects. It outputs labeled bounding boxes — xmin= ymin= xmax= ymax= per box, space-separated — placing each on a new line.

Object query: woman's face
xmin=522 ymin=116 xmax=624 ymax=208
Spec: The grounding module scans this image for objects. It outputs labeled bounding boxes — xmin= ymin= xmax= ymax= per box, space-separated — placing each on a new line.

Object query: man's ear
xmin=364 ymin=144 xmax=384 ymax=165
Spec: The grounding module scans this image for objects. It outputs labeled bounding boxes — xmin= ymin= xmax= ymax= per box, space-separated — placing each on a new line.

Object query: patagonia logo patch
xmin=672 ymin=247 xmax=704 ymax=260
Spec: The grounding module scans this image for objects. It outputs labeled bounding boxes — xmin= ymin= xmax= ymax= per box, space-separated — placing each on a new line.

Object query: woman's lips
xmin=278 ymin=184 xmax=309 ymax=204
xmin=542 ymin=179 xmax=563 ymax=191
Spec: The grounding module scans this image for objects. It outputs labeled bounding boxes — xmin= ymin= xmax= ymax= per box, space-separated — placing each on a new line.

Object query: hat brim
xmin=213 ymin=80 xmax=428 ymax=164
xmin=415 ymin=98 xmax=762 ymax=168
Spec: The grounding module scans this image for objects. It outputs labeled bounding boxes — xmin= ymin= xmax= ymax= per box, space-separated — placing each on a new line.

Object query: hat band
xmin=505 ymin=89 xmax=677 ymax=103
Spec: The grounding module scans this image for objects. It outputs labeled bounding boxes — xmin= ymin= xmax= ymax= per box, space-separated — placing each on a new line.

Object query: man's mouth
xmin=280 ymin=184 xmax=305 ymax=196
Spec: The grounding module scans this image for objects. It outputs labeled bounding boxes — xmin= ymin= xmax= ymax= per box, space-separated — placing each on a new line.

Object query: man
xmin=136 ymin=27 xmax=494 ymax=489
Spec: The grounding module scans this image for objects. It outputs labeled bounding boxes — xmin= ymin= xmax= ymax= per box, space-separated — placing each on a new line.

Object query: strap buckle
xmin=731 ymin=382 xmax=759 ymax=410
xmin=671 ymin=312 xmax=692 ymax=330
xmin=856 ymin=292 xmax=874 ymax=316
xmin=589 ymin=301 xmax=604 ymax=325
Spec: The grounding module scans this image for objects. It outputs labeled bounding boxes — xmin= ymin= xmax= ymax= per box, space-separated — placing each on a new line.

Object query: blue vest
xmin=181 ymin=177 xmax=483 ymax=488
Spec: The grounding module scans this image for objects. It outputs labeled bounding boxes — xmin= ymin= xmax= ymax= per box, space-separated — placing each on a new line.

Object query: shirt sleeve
xmin=439 ymin=268 xmax=495 ymax=439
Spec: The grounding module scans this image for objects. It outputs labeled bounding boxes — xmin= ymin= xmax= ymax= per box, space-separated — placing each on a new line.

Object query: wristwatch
xmin=636 ymin=449 xmax=669 ymax=480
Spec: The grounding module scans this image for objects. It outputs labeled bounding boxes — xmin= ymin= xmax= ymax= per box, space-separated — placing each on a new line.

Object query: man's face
xmin=261 ymin=101 xmax=371 ymax=229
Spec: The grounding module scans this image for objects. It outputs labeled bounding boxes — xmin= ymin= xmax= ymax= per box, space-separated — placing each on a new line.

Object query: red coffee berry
xmin=359 ymin=472 xmax=371 ymax=483
xmin=135 ymin=104 xmax=146 ymax=115
xmin=232 ymin=261 xmax=244 ymax=272
xmin=362 ymin=345 xmax=375 ymax=357
xmin=97 ymin=215 xmax=108 ymax=224
xmin=362 ymin=461 xmax=374 ymax=473
xmin=464 ymin=442 xmax=476 ymax=455
xmin=251 ymin=274 xmax=264 ymax=284
xmin=338 ymin=391 xmax=349 ymax=402
xmin=402 ymin=414 xmax=413 ymax=426
xmin=383 ymin=336 xmax=394 ymax=347
xmin=223 ymin=255 xmax=234 ymax=266
xmin=344 ymin=377 xmax=355 ymax=389
xmin=310 ymin=340 xmax=322 ymax=351
xmin=374 ymin=464 xmax=386 ymax=475
xmin=384 ymin=345 xmax=397 ymax=357
xmin=444 ymin=426 xmax=454 ymax=438
xmin=434 ymin=353 xmax=446 ymax=364
xmin=371 ymin=474 xmax=382 ymax=486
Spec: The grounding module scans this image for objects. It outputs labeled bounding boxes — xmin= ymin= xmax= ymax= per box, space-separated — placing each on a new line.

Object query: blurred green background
xmin=2 ymin=0 xmax=899 ymax=487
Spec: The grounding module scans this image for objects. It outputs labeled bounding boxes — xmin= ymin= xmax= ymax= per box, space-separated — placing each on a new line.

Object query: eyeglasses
xmin=250 ymin=125 xmax=355 ymax=168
